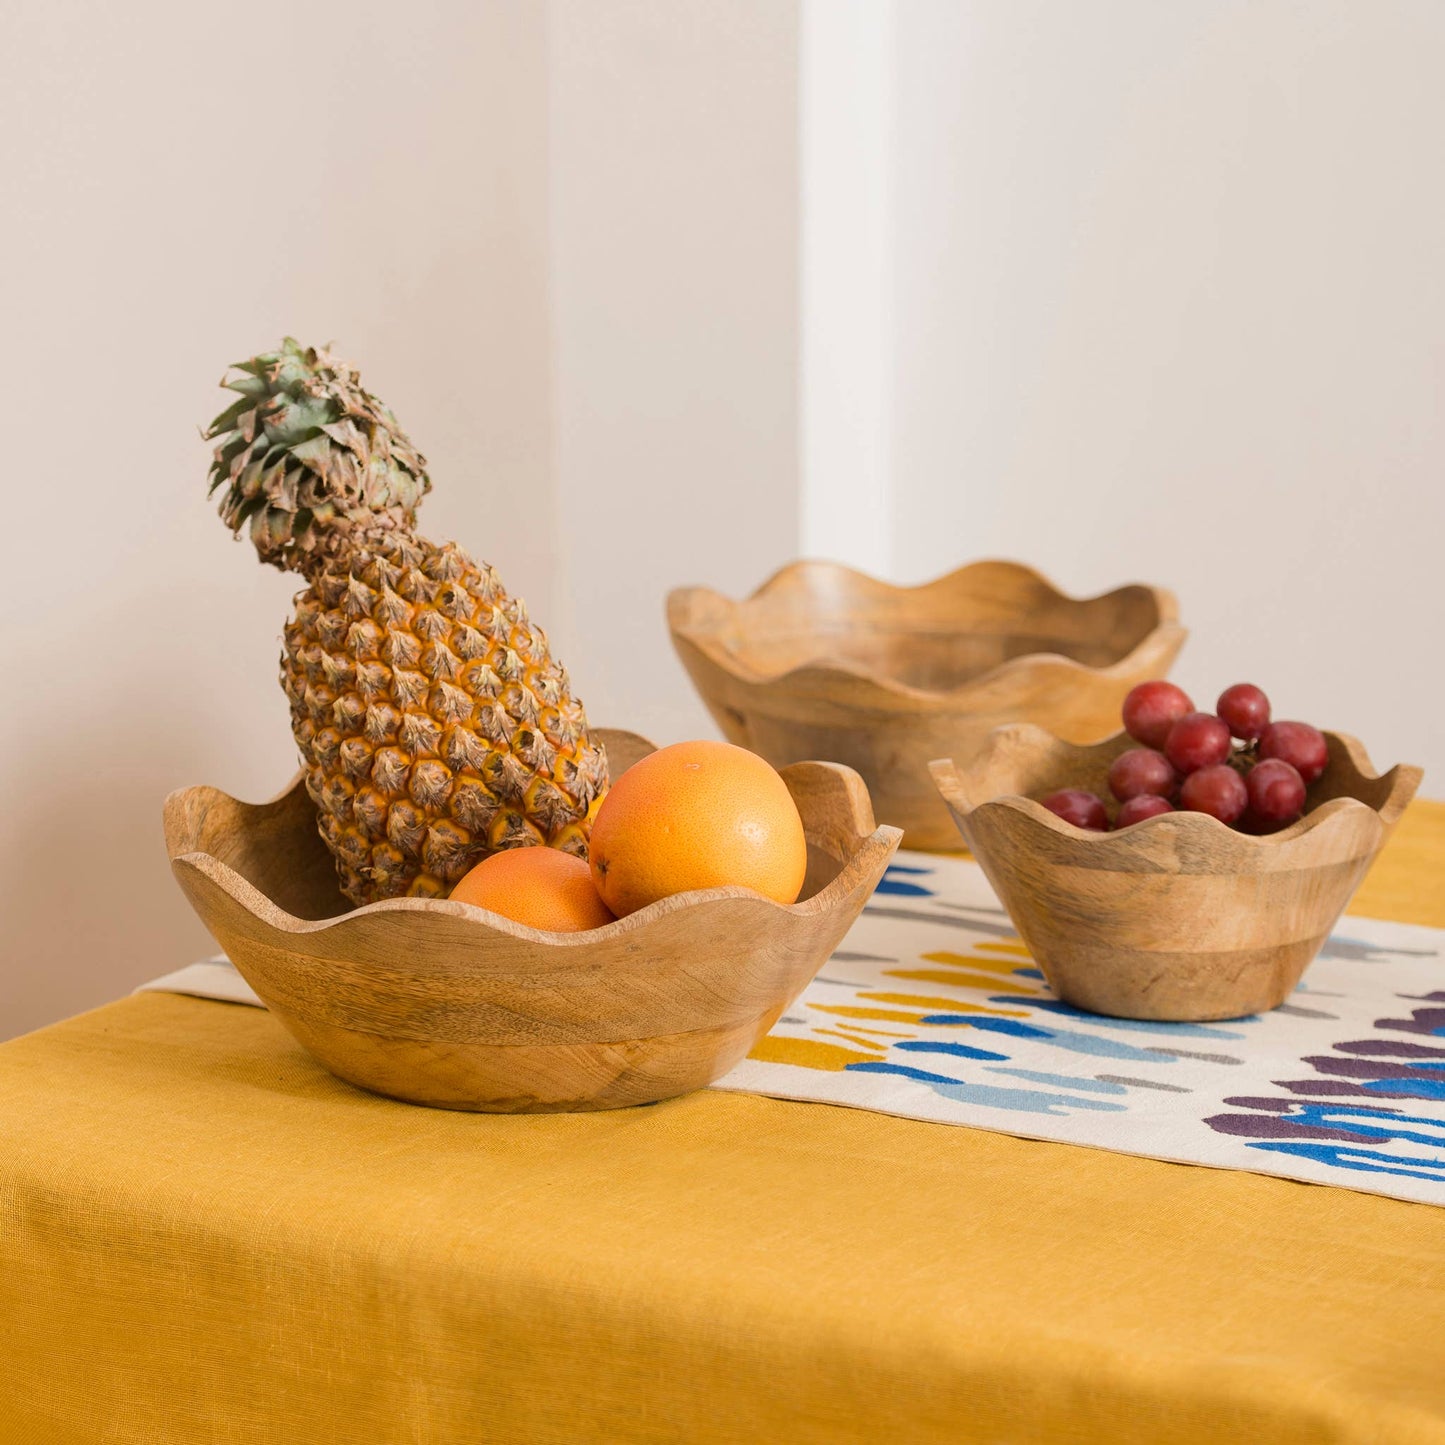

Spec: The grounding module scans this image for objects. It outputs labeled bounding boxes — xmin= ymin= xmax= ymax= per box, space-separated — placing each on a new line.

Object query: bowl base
xmin=281 ymin=1009 xmax=778 ymax=1113
xmin=1035 ymin=937 xmax=1322 ymax=1023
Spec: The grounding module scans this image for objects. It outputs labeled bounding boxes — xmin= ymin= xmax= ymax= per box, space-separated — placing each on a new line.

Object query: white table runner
xmin=140 ymin=850 xmax=1445 ymax=1207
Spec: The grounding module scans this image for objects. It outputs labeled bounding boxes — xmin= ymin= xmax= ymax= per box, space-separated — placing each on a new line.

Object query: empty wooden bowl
xmin=929 ymin=726 xmax=1423 ymax=1021
xmin=668 ymin=560 xmax=1185 ymax=850
xmin=164 ymin=730 xmax=900 ymax=1112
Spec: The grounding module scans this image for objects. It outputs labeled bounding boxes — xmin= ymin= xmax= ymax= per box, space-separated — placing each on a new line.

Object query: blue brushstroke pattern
xmin=928 ymin=1016 xmax=1052 ymax=1039
xmin=1227 ymin=1101 xmax=1445 ymax=1149
xmin=985 ymin=1067 xmax=1129 ymax=1096
xmin=1363 ymin=1078 xmax=1445 ymax=1100
xmin=896 ymin=1040 xmax=1009 ymax=1062
xmin=926 ymin=1014 xmax=1180 ymax=1064
xmin=1247 ymin=1139 xmax=1445 ymax=1183
xmin=1009 ymin=999 xmax=1249 ymax=1040
xmin=874 ymin=864 xmax=938 ymax=898
xmin=847 ymin=1061 xmax=957 ymax=1086
xmin=844 ymin=1061 xmax=1127 ymax=1115
xmin=1316 ymin=936 xmax=1438 ymax=964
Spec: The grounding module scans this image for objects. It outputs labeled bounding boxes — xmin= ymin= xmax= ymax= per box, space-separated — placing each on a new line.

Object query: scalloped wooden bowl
xmin=668 ymin=560 xmax=1185 ymax=850
xmin=164 ymin=730 xmax=901 ymax=1112
xmin=929 ymin=726 xmax=1423 ymax=1021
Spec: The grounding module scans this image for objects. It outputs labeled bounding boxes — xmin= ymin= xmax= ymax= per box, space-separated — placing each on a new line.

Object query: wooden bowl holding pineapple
xmin=929 ymin=721 xmax=1422 ymax=1023
xmin=167 ymin=730 xmax=898 ymax=1112
xmin=668 ymin=560 xmax=1186 ymax=851
xmin=175 ymin=340 xmax=900 ymax=1111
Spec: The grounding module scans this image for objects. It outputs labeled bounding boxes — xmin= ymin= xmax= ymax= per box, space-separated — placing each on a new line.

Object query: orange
xmin=449 ymin=846 xmax=616 ymax=932
xmin=588 ymin=740 xmax=807 ymax=918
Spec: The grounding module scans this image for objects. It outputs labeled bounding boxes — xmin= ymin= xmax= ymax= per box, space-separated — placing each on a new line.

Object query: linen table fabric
xmin=1 ymin=803 xmax=1444 ymax=1444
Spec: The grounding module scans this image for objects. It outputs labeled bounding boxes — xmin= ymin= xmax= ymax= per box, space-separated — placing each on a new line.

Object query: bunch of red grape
xmin=1038 ymin=681 xmax=1330 ymax=834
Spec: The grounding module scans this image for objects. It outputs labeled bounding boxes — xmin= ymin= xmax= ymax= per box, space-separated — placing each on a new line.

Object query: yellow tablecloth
xmin=3 ymin=805 xmax=1444 ymax=1445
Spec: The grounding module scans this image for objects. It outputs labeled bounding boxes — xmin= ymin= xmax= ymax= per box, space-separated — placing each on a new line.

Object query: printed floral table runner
xmin=142 ymin=850 xmax=1445 ymax=1207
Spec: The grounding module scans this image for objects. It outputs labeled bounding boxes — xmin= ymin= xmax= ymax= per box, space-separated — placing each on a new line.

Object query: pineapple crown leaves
xmin=205 ymin=338 xmax=432 ymax=574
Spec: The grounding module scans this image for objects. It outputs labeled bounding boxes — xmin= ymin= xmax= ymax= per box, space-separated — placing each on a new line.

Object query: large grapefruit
xmin=588 ymin=740 xmax=808 ymax=918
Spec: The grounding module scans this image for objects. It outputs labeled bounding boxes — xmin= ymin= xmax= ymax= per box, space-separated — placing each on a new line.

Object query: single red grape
xmin=1164 ymin=712 xmax=1232 ymax=775
xmin=1122 ymin=680 xmax=1194 ymax=749
xmin=1217 ymin=683 xmax=1270 ymax=741
xmin=1107 ymin=747 xmax=1177 ymax=802
xmin=1235 ymin=807 xmax=1277 ymax=836
xmin=1247 ymin=757 xmax=1307 ymax=823
xmin=1115 ymin=794 xmax=1175 ymax=828
xmin=1038 ymin=789 xmax=1110 ymax=831
xmin=1178 ymin=764 xmax=1248 ymax=824
xmin=1236 ymin=805 xmax=1296 ymax=836
xmin=1259 ymin=720 xmax=1329 ymax=784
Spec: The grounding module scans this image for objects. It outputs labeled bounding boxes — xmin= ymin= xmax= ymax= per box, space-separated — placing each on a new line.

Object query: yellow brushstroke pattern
xmin=748 ymin=1036 xmax=878 ymax=1071
xmin=921 ymin=950 xmax=1033 ymax=977
xmin=885 ymin=968 xmax=1038 ymax=995
xmin=974 ymin=941 xmax=1032 ymax=956
xmin=814 ymin=1027 xmax=887 ymax=1053
xmin=839 ymin=1024 xmax=916 ymax=1039
xmin=808 ymin=1004 xmax=929 ymax=1024
xmin=859 ymin=991 xmax=1028 ymax=1018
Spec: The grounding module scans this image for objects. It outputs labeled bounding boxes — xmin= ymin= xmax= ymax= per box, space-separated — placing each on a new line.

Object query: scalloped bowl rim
xmin=170 ymin=780 xmax=903 ymax=952
xmin=668 ymin=558 xmax=1185 ymax=705
xmin=930 ymin=724 xmax=1422 ymax=854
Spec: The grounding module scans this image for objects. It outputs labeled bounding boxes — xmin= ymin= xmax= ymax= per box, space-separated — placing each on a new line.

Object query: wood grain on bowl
xmin=930 ymin=726 xmax=1422 ymax=1022
xmin=668 ymin=560 xmax=1185 ymax=850
xmin=164 ymin=730 xmax=901 ymax=1112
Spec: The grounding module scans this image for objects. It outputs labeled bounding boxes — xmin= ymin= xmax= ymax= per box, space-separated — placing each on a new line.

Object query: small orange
xmin=449 ymin=846 xmax=616 ymax=932
xmin=588 ymin=740 xmax=807 ymax=918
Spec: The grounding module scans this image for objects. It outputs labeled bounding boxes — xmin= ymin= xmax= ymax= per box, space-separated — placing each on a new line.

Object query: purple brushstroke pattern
xmin=1205 ymin=998 xmax=1445 ymax=1179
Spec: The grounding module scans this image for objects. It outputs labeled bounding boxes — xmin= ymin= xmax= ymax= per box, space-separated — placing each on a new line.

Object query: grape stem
xmin=1227 ymin=740 xmax=1260 ymax=776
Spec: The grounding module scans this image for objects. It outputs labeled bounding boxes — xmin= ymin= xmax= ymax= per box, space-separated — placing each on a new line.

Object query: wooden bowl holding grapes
xmin=668 ymin=560 xmax=1186 ymax=851
xmin=928 ymin=683 xmax=1423 ymax=1022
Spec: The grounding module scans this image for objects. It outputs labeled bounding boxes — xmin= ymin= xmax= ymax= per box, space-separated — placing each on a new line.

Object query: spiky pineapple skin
xmin=206 ymin=339 xmax=608 ymax=907
xmin=283 ymin=534 xmax=608 ymax=904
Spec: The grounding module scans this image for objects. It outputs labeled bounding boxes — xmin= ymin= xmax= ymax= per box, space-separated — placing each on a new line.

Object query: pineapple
xmin=205 ymin=338 xmax=608 ymax=905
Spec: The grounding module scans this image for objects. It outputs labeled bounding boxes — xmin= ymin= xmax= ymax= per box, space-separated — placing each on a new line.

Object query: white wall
xmin=0 ymin=1 xmax=556 ymax=1040
xmin=548 ymin=0 xmax=800 ymax=745
xmin=0 ymin=0 xmax=800 ymax=1040
xmin=887 ymin=1 xmax=1445 ymax=783
xmin=798 ymin=0 xmax=894 ymax=575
